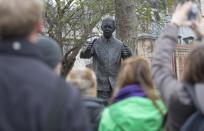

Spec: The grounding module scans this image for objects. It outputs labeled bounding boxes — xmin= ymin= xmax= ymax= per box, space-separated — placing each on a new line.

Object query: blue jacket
xmin=0 ymin=38 xmax=90 ymax=131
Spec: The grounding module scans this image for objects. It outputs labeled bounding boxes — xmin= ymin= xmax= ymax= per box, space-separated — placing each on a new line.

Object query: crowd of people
xmin=1 ymin=0 xmax=204 ymax=131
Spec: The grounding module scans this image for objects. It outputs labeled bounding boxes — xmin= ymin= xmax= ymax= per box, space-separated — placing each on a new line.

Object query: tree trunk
xmin=61 ymin=46 xmax=81 ymax=77
xmin=115 ymin=0 xmax=137 ymax=54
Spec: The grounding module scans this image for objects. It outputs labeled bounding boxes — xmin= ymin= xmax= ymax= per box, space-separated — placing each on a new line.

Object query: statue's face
xmin=101 ymin=19 xmax=115 ymax=39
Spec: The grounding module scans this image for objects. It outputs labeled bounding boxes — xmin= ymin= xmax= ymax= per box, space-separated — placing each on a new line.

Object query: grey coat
xmin=80 ymin=36 xmax=131 ymax=91
xmin=152 ymin=24 xmax=204 ymax=131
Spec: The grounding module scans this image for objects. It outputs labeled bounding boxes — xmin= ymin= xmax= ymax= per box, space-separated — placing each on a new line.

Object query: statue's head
xmin=101 ymin=16 xmax=116 ymax=39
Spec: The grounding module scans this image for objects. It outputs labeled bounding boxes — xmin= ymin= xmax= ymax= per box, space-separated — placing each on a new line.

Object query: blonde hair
xmin=66 ymin=68 xmax=97 ymax=97
xmin=114 ymin=56 xmax=164 ymax=115
xmin=0 ymin=0 xmax=44 ymax=38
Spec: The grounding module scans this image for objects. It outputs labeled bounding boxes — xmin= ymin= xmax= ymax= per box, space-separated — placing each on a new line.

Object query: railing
xmin=136 ymin=43 xmax=192 ymax=80
xmin=173 ymin=45 xmax=192 ymax=79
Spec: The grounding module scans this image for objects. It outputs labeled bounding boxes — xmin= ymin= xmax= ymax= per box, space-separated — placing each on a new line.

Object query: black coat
xmin=0 ymin=38 xmax=90 ymax=131
xmin=83 ymin=96 xmax=106 ymax=131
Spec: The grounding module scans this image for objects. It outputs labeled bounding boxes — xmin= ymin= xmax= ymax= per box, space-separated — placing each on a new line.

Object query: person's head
xmin=114 ymin=56 xmax=164 ymax=115
xmin=66 ymin=68 xmax=97 ymax=97
xmin=115 ymin=56 xmax=157 ymax=99
xmin=101 ymin=16 xmax=116 ymax=39
xmin=0 ymin=0 xmax=44 ymax=42
xmin=36 ymin=36 xmax=62 ymax=75
xmin=183 ymin=44 xmax=204 ymax=84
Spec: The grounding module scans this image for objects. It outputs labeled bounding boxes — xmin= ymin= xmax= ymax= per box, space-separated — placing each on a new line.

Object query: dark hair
xmin=36 ymin=36 xmax=62 ymax=69
xmin=182 ymin=44 xmax=204 ymax=84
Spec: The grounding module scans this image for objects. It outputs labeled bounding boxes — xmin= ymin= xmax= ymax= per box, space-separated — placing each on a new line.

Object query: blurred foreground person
xmin=0 ymin=0 xmax=90 ymax=131
xmin=152 ymin=2 xmax=204 ymax=131
xmin=36 ymin=36 xmax=62 ymax=75
xmin=67 ymin=68 xmax=106 ymax=131
xmin=99 ymin=56 xmax=166 ymax=131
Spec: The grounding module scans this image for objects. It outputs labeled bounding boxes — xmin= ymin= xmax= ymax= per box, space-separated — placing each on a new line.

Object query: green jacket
xmin=99 ymin=97 xmax=166 ymax=131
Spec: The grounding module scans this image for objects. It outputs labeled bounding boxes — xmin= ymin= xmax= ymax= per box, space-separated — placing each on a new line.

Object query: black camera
xmin=188 ymin=3 xmax=198 ymax=20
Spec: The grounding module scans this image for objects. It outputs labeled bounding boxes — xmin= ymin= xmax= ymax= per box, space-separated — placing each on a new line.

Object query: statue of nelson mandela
xmin=80 ymin=16 xmax=132 ymax=102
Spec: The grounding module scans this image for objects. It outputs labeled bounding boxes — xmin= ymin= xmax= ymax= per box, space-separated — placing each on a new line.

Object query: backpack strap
xmin=184 ymin=84 xmax=202 ymax=113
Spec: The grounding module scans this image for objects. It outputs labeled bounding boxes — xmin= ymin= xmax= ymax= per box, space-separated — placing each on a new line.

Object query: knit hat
xmin=36 ymin=36 xmax=62 ymax=69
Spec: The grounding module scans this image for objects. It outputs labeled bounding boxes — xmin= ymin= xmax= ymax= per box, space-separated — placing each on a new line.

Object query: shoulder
xmin=102 ymin=97 xmax=165 ymax=122
xmin=83 ymin=96 xmax=105 ymax=110
xmin=112 ymin=37 xmax=123 ymax=46
xmin=101 ymin=98 xmax=143 ymax=123
xmin=92 ymin=37 xmax=102 ymax=48
xmin=100 ymin=97 xmax=166 ymax=130
xmin=100 ymin=98 xmax=138 ymax=131
xmin=169 ymin=85 xmax=193 ymax=114
xmin=171 ymin=85 xmax=192 ymax=106
xmin=99 ymin=107 xmax=118 ymax=131
xmin=93 ymin=37 xmax=102 ymax=43
xmin=17 ymin=58 xmax=79 ymax=103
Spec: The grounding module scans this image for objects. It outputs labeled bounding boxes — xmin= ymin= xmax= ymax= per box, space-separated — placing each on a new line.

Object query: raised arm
xmin=80 ymin=40 xmax=95 ymax=59
xmin=152 ymin=24 xmax=183 ymax=106
xmin=121 ymin=44 xmax=132 ymax=59
xmin=152 ymin=2 xmax=194 ymax=106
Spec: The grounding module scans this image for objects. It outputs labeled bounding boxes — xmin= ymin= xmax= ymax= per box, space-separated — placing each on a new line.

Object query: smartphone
xmin=188 ymin=3 xmax=198 ymax=21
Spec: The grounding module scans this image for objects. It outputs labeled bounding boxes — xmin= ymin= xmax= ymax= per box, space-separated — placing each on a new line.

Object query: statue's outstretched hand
xmin=122 ymin=44 xmax=132 ymax=59
xmin=86 ymin=42 xmax=94 ymax=50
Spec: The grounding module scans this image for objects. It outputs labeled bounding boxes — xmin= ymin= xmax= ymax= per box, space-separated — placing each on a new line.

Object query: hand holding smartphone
xmin=187 ymin=3 xmax=199 ymax=21
xmin=171 ymin=1 xmax=199 ymax=26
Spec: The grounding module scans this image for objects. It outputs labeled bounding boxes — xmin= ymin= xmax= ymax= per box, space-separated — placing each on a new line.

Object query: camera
xmin=188 ymin=3 xmax=198 ymax=21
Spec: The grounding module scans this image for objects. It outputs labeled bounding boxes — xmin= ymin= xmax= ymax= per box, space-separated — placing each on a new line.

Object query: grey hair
xmin=0 ymin=0 xmax=44 ymax=39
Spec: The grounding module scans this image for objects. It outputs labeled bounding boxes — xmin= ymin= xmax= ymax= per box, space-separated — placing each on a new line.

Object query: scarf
xmin=113 ymin=84 xmax=146 ymax=103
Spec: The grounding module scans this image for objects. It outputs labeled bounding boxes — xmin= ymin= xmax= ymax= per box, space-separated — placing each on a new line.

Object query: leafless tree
xmin=44 ymin=0 xmax=114 ymax=76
